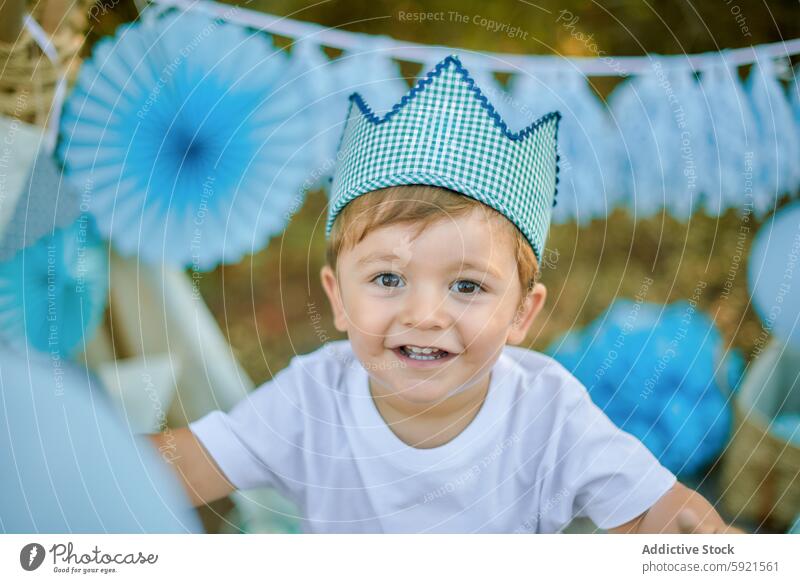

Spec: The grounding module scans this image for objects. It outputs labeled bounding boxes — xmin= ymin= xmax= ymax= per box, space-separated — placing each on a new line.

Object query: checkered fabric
xmin=326 ymin=54 xmax=561 ymax=260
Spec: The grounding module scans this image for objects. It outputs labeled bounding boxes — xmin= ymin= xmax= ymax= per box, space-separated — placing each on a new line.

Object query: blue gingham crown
xmin=326 ymin=54 xmax=561 ymax=261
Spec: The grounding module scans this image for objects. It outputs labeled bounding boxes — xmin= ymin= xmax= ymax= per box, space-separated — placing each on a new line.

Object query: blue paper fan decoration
xmin=547 ymin=300 xmax=741 ymax=476
xmin=0 ymin=215 xmax=108 ymax=358
xmin=57 ymin=10 xmax=315 ymax=269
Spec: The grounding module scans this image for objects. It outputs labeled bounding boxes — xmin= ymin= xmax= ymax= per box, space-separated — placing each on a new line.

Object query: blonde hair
xmin=326 ymin=185 xmax=539 ymax=303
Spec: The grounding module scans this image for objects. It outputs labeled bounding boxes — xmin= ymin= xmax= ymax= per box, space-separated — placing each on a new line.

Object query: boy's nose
xmin=399 ymin=285 xmax=450 ymax=330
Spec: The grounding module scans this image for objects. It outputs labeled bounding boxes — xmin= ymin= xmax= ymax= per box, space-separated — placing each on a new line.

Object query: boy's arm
xmin=148 ymin=427 xmax=236 ymax=507
xmin=608 ymin=481 xmax=744 ymax=534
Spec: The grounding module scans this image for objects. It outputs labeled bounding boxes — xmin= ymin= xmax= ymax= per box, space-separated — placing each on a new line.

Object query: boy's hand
xmin=608 ymin=482 xmax=747 ymax=534
xmin=677 ymin=509 xmax=745 ymax=534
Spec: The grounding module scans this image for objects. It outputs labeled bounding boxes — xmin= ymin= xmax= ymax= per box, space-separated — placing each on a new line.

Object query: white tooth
xmin=406 ymin=345 xmax=441 ymax=354
xmin=402 ymin=346 xmax=448 ymax=360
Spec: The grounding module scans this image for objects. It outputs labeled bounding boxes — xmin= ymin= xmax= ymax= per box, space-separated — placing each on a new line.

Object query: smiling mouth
xmin=391 ymin=345 xmax=457 ymax=365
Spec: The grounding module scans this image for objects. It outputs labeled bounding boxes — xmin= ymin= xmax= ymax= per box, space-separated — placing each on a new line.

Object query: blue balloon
xmin=748 ymin=201 xmax=800 ymax=349
xmin=547 ymin=300 xmax=737 ymax=476
xmin=0 ymin=345 xmax=201 ymax=533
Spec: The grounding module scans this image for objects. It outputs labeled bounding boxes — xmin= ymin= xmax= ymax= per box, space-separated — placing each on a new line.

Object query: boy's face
xmin=320 ymin=208 xmax=547 ymax=407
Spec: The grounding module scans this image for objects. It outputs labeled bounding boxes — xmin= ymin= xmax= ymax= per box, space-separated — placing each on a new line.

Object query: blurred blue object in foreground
xmin=0 ymin=345 xmax=201 ymax=533
xmin=547 ymin=299 xmax=742 ymax=477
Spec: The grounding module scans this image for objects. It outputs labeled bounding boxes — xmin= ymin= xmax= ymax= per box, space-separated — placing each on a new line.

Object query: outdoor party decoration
xmin=0 ymin=344 xmax=201 ymax=533
xmin=134 ymin=0 xmax=800 ymax=226
xmin=57 ymin=9 xmax=316 ymax=269
xmin=697 ymin=59 xmax=758 ymax=216
xmin=511 ymin=67 xmax=623 ymax=224
xmin=748 ymin=201 xmax=800 ymax=349
xmin=286 ymin=40 xmax=340 ymax=190
xmin=0 ymin=147 xmax=82 ymax=261
xmin=609 ymin=65 xmax=714 ymax=220
xmin=0 ymin=215 xmax=108 ymax=358
xmin=285 ymin=39 xmax=411 ymax=189
xmin=0 ymin=116 xmax=52 ymax=244
xmin=0 ymin=38 xmax=78 ymax=262
xmin=745 ymin=58 xmax=800 ymax=217
xmin=746 ymin=59 xmax=800 ymax=216
xmin=547 ymin=299 xmax=743 ymax=476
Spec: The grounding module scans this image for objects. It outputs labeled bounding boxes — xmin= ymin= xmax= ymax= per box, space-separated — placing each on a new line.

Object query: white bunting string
xmin=148 ymin=0 xmax=800 ymax=74
xmin=137 ymin=0 xmax=800 ymax=221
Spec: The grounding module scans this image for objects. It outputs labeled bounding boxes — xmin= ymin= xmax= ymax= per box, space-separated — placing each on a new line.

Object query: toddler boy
xmin=153 ymin=55 xmax=740 ymax=534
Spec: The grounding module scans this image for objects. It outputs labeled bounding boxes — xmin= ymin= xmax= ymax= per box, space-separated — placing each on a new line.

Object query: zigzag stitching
xmin=348 ymin=55 xmax=561 ymax=142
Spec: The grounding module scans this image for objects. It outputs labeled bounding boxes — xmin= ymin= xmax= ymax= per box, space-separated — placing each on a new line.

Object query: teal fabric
xmin=326 ymin=55 xmax=561 ymax=260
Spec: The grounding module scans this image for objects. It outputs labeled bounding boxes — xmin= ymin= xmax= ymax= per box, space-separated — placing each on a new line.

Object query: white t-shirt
xmin=189 ymin=339 xmax=676 ymax=533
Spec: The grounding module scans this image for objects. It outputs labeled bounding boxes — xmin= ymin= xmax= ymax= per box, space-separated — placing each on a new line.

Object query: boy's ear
xmin=507 ymin=283 xmax=547 ymax=345
xmin=320 ymin=264 xmax=348 ymax=333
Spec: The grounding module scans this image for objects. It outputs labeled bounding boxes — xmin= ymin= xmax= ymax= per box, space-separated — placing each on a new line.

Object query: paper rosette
xmin=0 ymin=215 xmax=108 ymax=358
xmin=57 ymin=10 xmax=315 ymax=269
